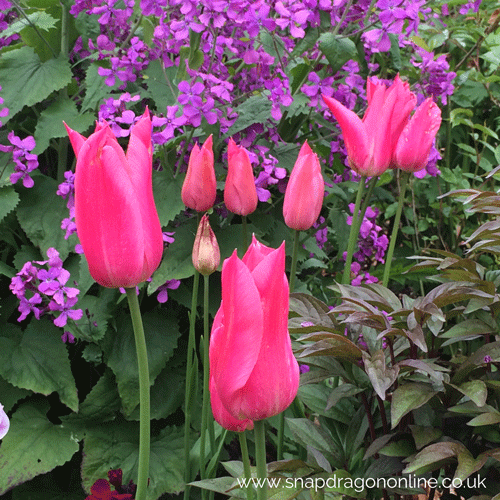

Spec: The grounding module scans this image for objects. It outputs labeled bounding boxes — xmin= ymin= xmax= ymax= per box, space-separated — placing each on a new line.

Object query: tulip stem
xmin=382 ymin=171 xmax=410 ymax=287
xmin=200 ymin=274 xmax=212 ymax=487
xmin=184 ymin=270 xmax=200 ymax=500
xmin=125 ymin=288 xmax=150 ymax=500
xmin=342 ymin=179 xmax=365 ymax=285
xmin=254 ymin=420 xmax=268 ymax=500
xmin=289 ymin=229 xmax=300 ymax=294
xmin=239 ymin=431 xmax=255 ymax=500
xmin=242 ymin=215 xmax=249 ymax=252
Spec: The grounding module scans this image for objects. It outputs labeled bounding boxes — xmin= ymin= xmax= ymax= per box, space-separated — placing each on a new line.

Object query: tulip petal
xmin=395 ymin=98 xmax=442 ymax=172
xmin=209 ymin=375 xmax=254 ymax=432
xmin=322 ymin=95 xmax=369 ymax=174
xmin=64 ymin=122 xmax=86 ymax=157
xmin=75 ymin=127 xmax=146 ymax=287
xmin=235 ymin=243 xmax=299 ymax=420
xmin=211 ymin=251 xmax=264 ymax=418
xmin=242 ymin=234 xmax=275 ymax=272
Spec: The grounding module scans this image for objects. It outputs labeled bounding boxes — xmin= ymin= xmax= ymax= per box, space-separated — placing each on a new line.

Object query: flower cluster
xmin=0 ymin=132 xmax=39 ymax=188
xmin=9 ymin=248 xmax=83 ymax=333
xmin=345 ymin=205 xmax=389 ymax=285
xmin=57 ymin=170 xmax=83 ymax=254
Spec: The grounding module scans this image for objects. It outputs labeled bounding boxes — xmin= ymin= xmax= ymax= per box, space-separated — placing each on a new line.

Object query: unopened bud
xmin=192 ymin=214 xmax=220 ymax=275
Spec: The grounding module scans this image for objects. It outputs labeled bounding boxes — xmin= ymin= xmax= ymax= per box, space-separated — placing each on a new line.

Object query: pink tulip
xmin=393 ymin=97 xmax=442 ymax=172
xmin=225 ymin=138 xmax=258 ymax=216
xmin=283 ymin=141 xmax=324 ymax=230
xmin=181 ymin=135 xmax=216 ymax=212
xmin=209 ymin=236 xmax=300 ymax=430
xmin=322 ymin=74 xmax=417 ymax=176
xmin=65 ymin=109 xmax=163 ymax=288
xmin=0 ymin=403 xmax=9 ymax=439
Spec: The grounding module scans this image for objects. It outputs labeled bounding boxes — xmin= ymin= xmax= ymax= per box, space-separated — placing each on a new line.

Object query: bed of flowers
xmin=2 ymin=0 xmax=500 ymax=499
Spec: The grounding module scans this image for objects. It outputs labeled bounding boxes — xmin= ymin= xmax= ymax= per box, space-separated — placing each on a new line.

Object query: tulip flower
xmin=0 ymin=403 xmax=9 ymax=439
xmin=192 ymin=214 xmax=220 ymax=276
xmin=225 ymin=138 xmax=258 ymax=216
xmin=65 ymin=109 xmax=163 ymax=288
xmin=322 ymin=74 xmax=416 ymax=176
xmin=209 ymin=236 xmax=300 ymax=430
xmin=393 ymin=98 xmax=442 ymax=173
xmin=283 ymin=141 xmax=324 ymax=230
xmin=181 ymin=135 xmax=216 ymax=212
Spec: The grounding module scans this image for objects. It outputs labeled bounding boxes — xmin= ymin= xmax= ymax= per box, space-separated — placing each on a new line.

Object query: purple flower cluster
xmin=57 ymin=171 xmax=83 ymax=253
xmin=0 ymin=132 xmax=39 ymax=188
xmin=344 ymin=205 xmax=389 ymax=285
xmin=0 ymin=1 xmax=18 ymax=49
xmin=9 ymin=248 xmax=83 ymax=332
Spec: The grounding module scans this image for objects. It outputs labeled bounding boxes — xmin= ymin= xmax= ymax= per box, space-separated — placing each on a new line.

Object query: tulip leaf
xmin=0 ymin=319 xmax=78 ymax=411
xmin=103 ymin=310 xmax=180 ymax=416
xmin=0 ymin=401 xmax=80 ymax=495
xmin=16 ymin=175 xmax=74 ymax=261
xmin=0 ymin=46 xmax=72 ymax=125
xmin=82 ymin=423 xmax=185 ymax=499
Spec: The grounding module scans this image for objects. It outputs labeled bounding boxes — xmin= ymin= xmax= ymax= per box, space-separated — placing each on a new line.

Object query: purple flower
xmin=0 ymin=132 xmax=39 ymax=188
xmin=61 ymin=331 xmax=76 ymax=343
xmin=157 ymin=279 xmax=181 ymax=303
xmin=0 ymin=403 xmax=9 ymax=440
xmin=152 ymin=106 xmax=186 ymax=145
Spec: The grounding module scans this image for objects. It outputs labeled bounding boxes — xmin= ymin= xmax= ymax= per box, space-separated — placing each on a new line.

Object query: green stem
xmin=342 ymin=179 xmax=365 ymax=285
xmin=382 ymin=172 xmax=410 ymax=287
xmin=183 ymin=270 xmax=200 ymax=500
xmin=254 ymin=420 xmax=268 ymax=500
xmin=242 ymin=216 xmax=249 ymax=252
xmin=200 ymin=274 xmax=211 ymax=484
xmin=239 ymin=432 xmax=255 ymax=500
xmin=125 ymin=288 xmax=150 ymax=500
xmin=288 ymin=229 xmax=300 ymax=294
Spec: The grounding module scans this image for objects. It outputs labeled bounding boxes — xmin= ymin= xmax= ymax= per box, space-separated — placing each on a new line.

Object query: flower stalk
xmin=125 ymin=288 xmax=150 ymax=500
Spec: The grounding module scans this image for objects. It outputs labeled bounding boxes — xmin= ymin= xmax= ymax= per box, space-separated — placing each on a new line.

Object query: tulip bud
xmin=283 ymin=141 xmax=324 ymax=231
xmin=225 ymin=138 xmax=258 ymax=216
xmin=181 ymin=135 xmax=216 ymax=212
xmin=393 ymin=98 xmax=442 ymax=173
xmin=65 ymin=109 xmax=164 ymax=288
xmin=192 ymin=214 xmax=220 ymax=275
xmin=0 ymin=403 xmax=9 ymax=439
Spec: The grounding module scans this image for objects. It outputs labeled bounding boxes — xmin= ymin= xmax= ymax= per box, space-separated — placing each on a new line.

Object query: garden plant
xmin=2 ymin=0 xmax=500 ymax=499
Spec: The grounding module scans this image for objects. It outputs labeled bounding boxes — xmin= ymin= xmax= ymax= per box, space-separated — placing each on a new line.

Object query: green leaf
xmin=0 ymin=11 xmax=57 ymax=40
xmin=149 ymin=219 xmax=198 ymax=291
xmin=403 ymin=442 xmax=486 ymax=481
xmin=447 ymin=380 xmax=487 ymax=407
xmin=0 ymin=47 xmax=72 ymax=125
xmin=34 ymin=97 xmax=95 ymax=154
xmin=0 ymin=186 xmax=20 ymax=224
xmin=409 ymin=425 xmax=443 ymax=450
xmin=225 ymin=94 xmax=273 ymax=137
xmin=104 ymin=310 xmax=180 ymax=416
xmin=286 ymin=418 xmax=342 ymax=467
xmin=143 ymin=60 xmax=179 ymax=110
xmin=0 ymin=401 xmax=80 ymax=495
xmin=80 ymin=62 xmax=116 ymax=113
xmin=16 ymin=175 xmax=73 ymax=260
xmin=319 ymin=33 xmax=357 ymax=74
xmin=153 ymin=167 xmax=186 ymax=226
xmin=0 ymin=320 xmax=78 ymax=411
xmin=391 ymin=383 xmax=437 ymax=429
xmin=467 ymin=412 xmax=500 ymax=426
xmin=363 ymin=350 xmax=399 ymax=401
xmin=82 ymin=423 xmax=185 ymax=499
xmin=325 ymin=383 xmax=363 ymax=411
xmin=0 ymin=377 xmax=31 ymax=413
